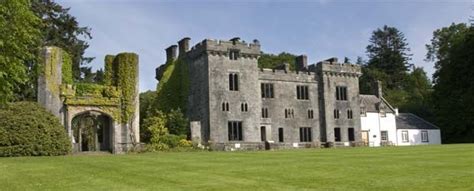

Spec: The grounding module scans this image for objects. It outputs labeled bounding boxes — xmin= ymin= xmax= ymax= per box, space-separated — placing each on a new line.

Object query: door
xmin=361 ymin=131 xmax=369 ymax=146
xmin=260 ymin=126 xmax=266 ymax=141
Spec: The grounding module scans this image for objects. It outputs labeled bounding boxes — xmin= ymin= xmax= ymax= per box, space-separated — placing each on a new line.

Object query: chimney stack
xmin=375 ymin=80 xmax=383 ymax=98
xmin=295 ymin=55 xmax=308 ymax=71
xmin=165 ymin=45 xmax=177 ymax=62
xmin=178 ymin=37 xmax=191 ymax=56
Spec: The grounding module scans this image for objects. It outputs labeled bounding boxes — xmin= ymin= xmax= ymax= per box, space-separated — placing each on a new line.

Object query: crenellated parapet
xmin=316 ymin=58 xmax=362 ymax=78
xmin=186 ymin=38 xmax=261 ymax=59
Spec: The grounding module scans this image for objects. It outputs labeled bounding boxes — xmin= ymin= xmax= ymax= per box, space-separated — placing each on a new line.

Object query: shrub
xmin=178 ymin=139 xmax=192 ymax=148
xmin=0 ymin=102 xmax=71 ymax=157
xmin=160 ymin=134 xmax=183 ymax=148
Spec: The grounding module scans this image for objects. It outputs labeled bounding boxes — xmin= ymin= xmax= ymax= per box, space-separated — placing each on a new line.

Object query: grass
xmin=0 ymin=144 xmax=473 ymax=191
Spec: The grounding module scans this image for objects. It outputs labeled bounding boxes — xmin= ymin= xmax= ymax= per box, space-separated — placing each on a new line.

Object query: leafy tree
xmin=31 ymin=0 xmax=93 ymax=80
xmin=139 ymin=90 xmax=156 ymax=140
xmin=142 ymin=112 xmax=168 ymax=145
xmin=258 ymin=52 xmax=297 ymax=70
xmin=366 ymin=25 xmax=412 ymax=90
xmin=426 ymin=23 xmax=474 ymax=143
xmin=0 ymin=0 xmax=42 ymax=104
xmin=166 ymin=108 xmax=189 ymax=136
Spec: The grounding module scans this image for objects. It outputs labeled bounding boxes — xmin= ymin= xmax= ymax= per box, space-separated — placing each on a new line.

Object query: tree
xmin=0 ymin=0 xmax=42 ymax=105
xmin=31 ymin=0 xmax=93 ymax=81
xmin=426 ymin=23 xmax=474 ymax=143
xmin=166 ymin=108 xmax=189 ymax=136
xmin=258 ymin=52 xmax=297 ymax=70
xmin=139 ymin=90 xmax=156 ymax=140
xmin=366 ymin=25 xmax=412 ymax=90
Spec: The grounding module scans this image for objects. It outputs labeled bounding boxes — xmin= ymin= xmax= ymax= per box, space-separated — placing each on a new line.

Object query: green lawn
xmin=0 ymin=144 xmax=473 ymax=191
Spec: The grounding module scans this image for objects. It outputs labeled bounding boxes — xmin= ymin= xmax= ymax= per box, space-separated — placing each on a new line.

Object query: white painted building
xmin=359 ymin=82 xmax=441 ymax=147
xmin=395 ymin=113 xmax=442 ymax=145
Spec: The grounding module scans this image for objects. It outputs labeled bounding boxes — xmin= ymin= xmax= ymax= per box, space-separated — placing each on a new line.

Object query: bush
xmin=0 ymin=102 xmax=71 ymax=157
xmin=160 ymin=134 xmax=183 ymax=148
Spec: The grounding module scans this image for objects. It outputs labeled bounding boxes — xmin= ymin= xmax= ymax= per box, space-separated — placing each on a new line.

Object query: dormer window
xmin=229 ymin=50 xmax=239 ymax=60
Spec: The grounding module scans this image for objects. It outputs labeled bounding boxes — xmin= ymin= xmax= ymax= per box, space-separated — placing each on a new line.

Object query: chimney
xmin=230 ymin=37 xmax=240 ymax=45
xmin=178 ymin=37 xmax=191 ymax=56
xmin=326 ymin=57 xmax=338 ymax=64
xmin=375 ymin=80 xmax=383 ymax=98
xmin=165 ymin=45 xmax=177 ymax=62
xmin=295 ymin=55 xmax=308 ymax=71
xmin=284 ymin=62 xmax=290 ymax=72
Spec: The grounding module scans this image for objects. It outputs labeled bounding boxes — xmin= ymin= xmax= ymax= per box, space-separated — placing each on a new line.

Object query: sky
xmin=58 ymin=0 xmax=472 ymax=92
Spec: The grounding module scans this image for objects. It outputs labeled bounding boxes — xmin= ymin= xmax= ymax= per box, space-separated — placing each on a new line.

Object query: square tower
xmin=186 ymin=38 xmax=261 ymax=148
xmin=317 ymin=58 xmax=362 ymax=146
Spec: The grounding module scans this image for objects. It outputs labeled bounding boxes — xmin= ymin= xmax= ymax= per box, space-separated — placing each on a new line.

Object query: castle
xmin=157 ymin=37 xmax=441 ymax=150
xmin=157 ymin=37 xmax=363 ymax=150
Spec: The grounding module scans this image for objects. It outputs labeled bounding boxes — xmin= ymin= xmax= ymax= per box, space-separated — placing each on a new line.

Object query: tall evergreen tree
xmin=31 ymin=0 xmax=93 ymax=80
xmin=366 ymin=25 xmax=412 ymax=90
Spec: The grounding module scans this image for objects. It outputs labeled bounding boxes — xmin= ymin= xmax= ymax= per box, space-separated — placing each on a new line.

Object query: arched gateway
xmin=37 ymin=47 xmax=139 ymax=154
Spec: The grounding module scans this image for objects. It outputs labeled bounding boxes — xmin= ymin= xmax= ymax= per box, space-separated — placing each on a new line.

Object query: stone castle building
xmin=157 ymin=37 xmax=366 ymax=150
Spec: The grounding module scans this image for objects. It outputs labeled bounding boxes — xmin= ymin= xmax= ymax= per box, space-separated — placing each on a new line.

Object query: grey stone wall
xmin=175 ymin=38 xmax=365 ymax=150
xmin=317 ymin=60 xmax=362 ymax=146
xmin=258 ymin=69 xmax=320 ymax=146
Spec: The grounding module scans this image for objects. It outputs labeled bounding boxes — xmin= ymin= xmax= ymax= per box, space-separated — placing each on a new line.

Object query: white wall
xmin=360 ymin=112 xmax=397 ymax=147
xmin=396 ymin=129 xmax=441 ymax=146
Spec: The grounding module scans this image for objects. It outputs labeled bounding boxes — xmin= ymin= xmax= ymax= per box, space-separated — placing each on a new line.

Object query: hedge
xmin=0 ymin=102 xmax=71 ymax=157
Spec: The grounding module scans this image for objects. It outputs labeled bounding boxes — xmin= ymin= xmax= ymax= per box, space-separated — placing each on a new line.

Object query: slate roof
xmin=359 ymin=94 xmax=395 ymax=113
xmin=396 ymin=113 xmax=439 ymax=130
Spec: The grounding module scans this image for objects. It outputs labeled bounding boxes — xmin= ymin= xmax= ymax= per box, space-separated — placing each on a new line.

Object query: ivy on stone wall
xmin=104 ymin=55 xmax=115 ymax=86
xmin=115 ymin=53 xmax=138 ymax=124
xmin=62 ymin=51 xmax=73 ymax=84
xmin=152 ymin=58 xmax=189 ymax=114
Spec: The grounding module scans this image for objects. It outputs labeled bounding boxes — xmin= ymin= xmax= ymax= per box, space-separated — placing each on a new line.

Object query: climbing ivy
xmin=115 ymin=53 xmax=138 ymax=124
xmin=62 ymin=51 xmax=73 ymax=84
xmin=104 ymin=55 xmax=115 ymax=86
xmin=152 ymin=58 xmax=189 ymax=114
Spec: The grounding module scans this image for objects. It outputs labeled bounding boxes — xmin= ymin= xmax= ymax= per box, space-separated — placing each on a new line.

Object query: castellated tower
xmin=185 ymin=38 xmax=262 ymax=148
xmin=316 ymin=58 xmax=362 ymax=146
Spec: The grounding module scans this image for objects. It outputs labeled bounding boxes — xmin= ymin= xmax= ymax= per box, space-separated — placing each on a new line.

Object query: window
xmin=347 ymin=109 xmax=353 ymax=119
xmin=262 ymin=108 xmax=269 ymax=118
xmin=380 ymin=110 xmax=386 ymax=117
xmin=229 ymin=73 xmax=239 ymax=91
xmin=296 ymin=85 xmax=309 ymax=100
xmin=402 ymin=131 xmax=409 ymax=143
xmin=308 ymin=109 xmax=314 ymax=119
xmin=360 ymin=107 xmax=367 ymax=117
xmin=299 ymin=127 xmax=312 ymax=142
xmin=421 ymin=131 xmax=429 ymax=142
xmin=334 ymin=109 xmax=340 ymax=119
xmin=241 ymin=103 xmax=248 ymax=112
xmin=285 ymin=108 xmax=294 ymax=118
xmin=334 ymin=128 xmax=341 ymax=142
xmin=381 ymin=131 xmax=388 ymax=141
xmin=278 ymin=128 xmax=284 ymax=142
xmin=336 ymin=86 xmax=348 ymax=101
xmin=261 ymin=83 xmax=274 ymax=98
xmin=228 ymin=121 xmax=243 ymax=141
xmin=222 ymin=102 xmax=229 ymax=111
xmin=229 ymin=50 xmax=239 ymax=60
xmin=348 ymin=128 xmax=355 ymax=141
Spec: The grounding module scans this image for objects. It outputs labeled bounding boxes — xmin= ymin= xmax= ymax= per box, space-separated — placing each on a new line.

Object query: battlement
xmin=187 ymin=37 xmax=261 ymax=59
xmin=258 ymin=67 xmax=316 ymax=83
xmin=316 ymin=58 xmax=362 ymax=77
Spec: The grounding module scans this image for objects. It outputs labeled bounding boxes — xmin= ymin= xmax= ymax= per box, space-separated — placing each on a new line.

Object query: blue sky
xmin=58 ymin=0 xmax=472 ymax=92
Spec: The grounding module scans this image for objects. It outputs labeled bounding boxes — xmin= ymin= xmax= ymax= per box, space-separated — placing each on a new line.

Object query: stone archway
xmin=71 ymin=111 xmax=113 ymax=152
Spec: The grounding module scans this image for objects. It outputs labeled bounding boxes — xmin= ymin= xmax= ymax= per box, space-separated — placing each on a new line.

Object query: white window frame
xmin=421 ymin=131 xmax=429 ymax=142
xmin=402 ymin=131 xmax=409 ymax=143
